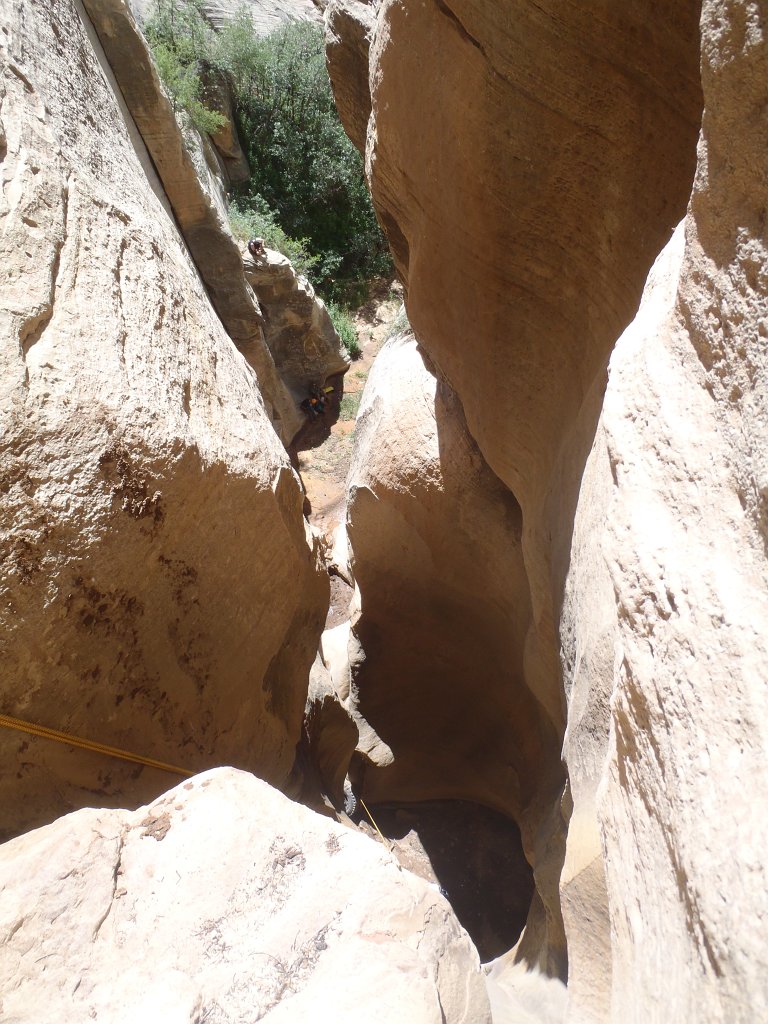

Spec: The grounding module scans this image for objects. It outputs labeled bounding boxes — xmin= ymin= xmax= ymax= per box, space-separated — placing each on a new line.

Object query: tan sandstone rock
xmin=130 ymin=0 xmax=324 ymax=34
xmin=324 ymin=0 xmax=377 ymax=157
xmin=298 ymin=652 xmax=358 ymax=810
xmin=0 ymin=767 xmax=491 ymax=1024
xmin=0 ymin=0 xmax=327 ymax=839
xmin=562 ymin=221 xmax=768 ymax=1022
xmin=327 ymin=0 xmax=708 ymax=987
xmin=329 ymin=0 xmax=768 ymax=1017
xmin=82 ymin=0 xmax=303 ymax=443
xmin=244 ymin=247 xmax=349 ymax=400
xmin=344 ymin=332 xmax=566 ymax=966
xmin=557 ymin=2 xmax=768 ymax=1019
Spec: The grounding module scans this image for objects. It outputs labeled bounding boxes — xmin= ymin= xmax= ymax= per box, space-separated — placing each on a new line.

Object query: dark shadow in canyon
xmin=367 ymin=799 xmax=534 ymax=962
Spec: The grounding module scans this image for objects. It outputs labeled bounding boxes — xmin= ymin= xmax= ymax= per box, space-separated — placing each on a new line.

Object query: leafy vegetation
xmin=228 ymin=198 xmax=318 ymax=279
xmin=145 ymin=1 xmax=392 ymax=298
xmin=339 ymin=391 xmax=362 ymax=421
xmin=145 ymin=0 xmax=227 ymax=133
xmin=326 ymin=301 xmax=361 ymax=360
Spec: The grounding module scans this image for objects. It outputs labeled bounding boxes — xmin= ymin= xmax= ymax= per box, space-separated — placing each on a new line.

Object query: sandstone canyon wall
xmin=0 ymin=0 xmax=330 ymax=839
xmin=327 ymin=0 xmax=768 ymax=1019
xmin=129 ymin=0 xmax=325 ymax=33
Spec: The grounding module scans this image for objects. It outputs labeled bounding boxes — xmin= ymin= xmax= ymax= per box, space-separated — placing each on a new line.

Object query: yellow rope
xmin=358 ymin=796 xmax=389 ymax=847
xmin=0 ymin=713 xmax=193 ymax=778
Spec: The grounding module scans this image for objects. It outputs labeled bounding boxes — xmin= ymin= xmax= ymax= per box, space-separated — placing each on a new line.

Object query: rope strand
xmin=0 ymin=713 xmax=193 ymax=778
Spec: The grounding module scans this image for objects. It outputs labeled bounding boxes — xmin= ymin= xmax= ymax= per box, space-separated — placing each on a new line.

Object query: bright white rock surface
xmin=0 ymin=767 xmax=491 ymax=1024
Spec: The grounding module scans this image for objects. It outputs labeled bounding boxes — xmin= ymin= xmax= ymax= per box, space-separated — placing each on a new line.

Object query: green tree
xmin=215 ymin=14 xmax=391 ymax=291
xmin=145 ymin=0 xmax=227 ymax=134
xmin=146 ymin=2 xmax=392 ymax=295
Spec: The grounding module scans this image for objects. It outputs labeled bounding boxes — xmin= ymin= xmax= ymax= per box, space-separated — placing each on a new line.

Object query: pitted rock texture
xmin=244 ymin=247 xmax=349 ymax=399
xmin=560 ymin=0 xmax=768 ymax=1007
xmin=562 ymin=221 xmax=768 ymax=1024
xmin=0 ymin=0 xmax=327 ymax=839
xmin=0 ymin=768 xmax=491 ymax=1024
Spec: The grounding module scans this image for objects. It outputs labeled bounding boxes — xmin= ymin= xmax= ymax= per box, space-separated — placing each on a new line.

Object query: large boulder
xmin=244 ymin=248 xmax=349 ymax=400
xmin=0 ymin=768 xmax=491 ymax=1024
xmin=0 ymin=0 xmax=327 ymax=839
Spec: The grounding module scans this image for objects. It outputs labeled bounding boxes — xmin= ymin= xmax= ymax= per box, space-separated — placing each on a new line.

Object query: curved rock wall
xmin=562 ymin=5 xmax=768 ymax=1019
xmin=328 ymin=0 xmax=768 ymax=1016
xmin=346 ymin=334 xmax=560 ymax=819
xmin=358 ymin=0 xmax=703 ymax=731
xmin=0 ymin=0 xmax=327 ymax=839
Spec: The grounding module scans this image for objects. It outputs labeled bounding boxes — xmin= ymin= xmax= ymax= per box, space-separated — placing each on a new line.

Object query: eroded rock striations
xmin=83 ymin=0 xmax=306 ymax=443
xmin=129 ymin=0 xmax=324 ymax=34
xmin=345 ymin=332 xmax=562 ymax=857
xmin=561 ymin=4 xmax=768 ymax=1017
xmin=0 ymin=0 xmax=328 ymax=839
xmin=328 ymin=0 xmax=768 ymax=1018
xmin=0 ymin=768 xmax=491 ymax=1023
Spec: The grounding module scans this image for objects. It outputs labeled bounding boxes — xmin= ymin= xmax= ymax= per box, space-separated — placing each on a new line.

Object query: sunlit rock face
xmin=353 ymin=0 xmax=703 ymax=734
xmin=244 ymin=247 xmax=349 ymax=402
xmin=0 ymin=0 xmax=327 ymax=839
xmin=330 ymin=0 xmax=768 ymax=1016
xmin=328 ymin=0 xmax=702 ymax=975
xmin=0 ymin=769 xmax=492 ymax=1024
xmin=82 ymin=0 xmax=304 ymax=444
xmin=561 ymin=2 xmax=768 ymax=1017
xmin=129 ymin=0 xmax=324 ymax=33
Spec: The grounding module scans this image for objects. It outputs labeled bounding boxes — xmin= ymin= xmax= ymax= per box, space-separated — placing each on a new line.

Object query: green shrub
xmin=146 ymin=0 xmax=227 ymax=133
xmin=146 ymin=2 xmax=393 ymax=297
xmin=215 ymin=14 xmax=392 ymax=292
xmin=339 ymin=392 xmax=362 ymax=421
xmin=326 ymin=301 xmax=361 ymax=360
xmin=228 ymin=198 xmax=318 ymax=278
xmin=387 ymin=303 xmax=411 ymax=339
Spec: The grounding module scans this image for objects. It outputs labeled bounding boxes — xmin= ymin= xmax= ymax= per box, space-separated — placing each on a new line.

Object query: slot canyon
xmin=1 ymin=0 xmax=766 ymax=1021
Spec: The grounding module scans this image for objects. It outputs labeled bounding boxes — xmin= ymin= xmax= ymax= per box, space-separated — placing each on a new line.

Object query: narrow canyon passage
xmin=3 ymin=0 xmax=767 ymax=1021
xmin=292 ymin=299 xmax=545 ymax=965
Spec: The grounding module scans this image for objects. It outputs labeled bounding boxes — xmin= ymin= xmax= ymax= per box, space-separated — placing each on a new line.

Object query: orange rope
xmin=0 ymin=712 xmax=193 ymax=778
